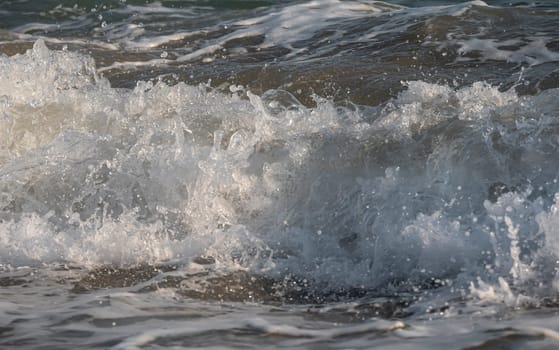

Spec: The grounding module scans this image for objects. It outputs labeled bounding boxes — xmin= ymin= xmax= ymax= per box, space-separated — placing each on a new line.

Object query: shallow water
xmin=1 ymin=0 xmax=559 ymax=349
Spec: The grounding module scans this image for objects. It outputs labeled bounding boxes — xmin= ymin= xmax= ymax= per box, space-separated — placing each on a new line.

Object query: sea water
xmin=1 ymin=0 xmax=559 ymax=349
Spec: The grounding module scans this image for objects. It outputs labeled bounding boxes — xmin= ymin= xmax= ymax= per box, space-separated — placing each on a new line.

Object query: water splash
xmin=1 ymin=41 xmax=559 ymax=304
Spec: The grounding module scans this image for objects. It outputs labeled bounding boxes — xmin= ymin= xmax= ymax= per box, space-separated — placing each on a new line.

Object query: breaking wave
xmin=1 ymin=40 xmax=559 ymax=305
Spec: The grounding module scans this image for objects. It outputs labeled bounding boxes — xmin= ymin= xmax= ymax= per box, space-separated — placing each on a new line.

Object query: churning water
xmin=1 ymin=0 xmax=559 ymax=349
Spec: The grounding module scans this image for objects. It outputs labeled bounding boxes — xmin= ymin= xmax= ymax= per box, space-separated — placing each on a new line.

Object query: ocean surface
xmin=1 ymin=0 xmax=559 ymax=348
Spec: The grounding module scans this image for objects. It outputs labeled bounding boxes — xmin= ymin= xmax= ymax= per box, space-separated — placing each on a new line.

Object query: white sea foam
xmin=456 ymin=37 xmax=559 ymax=66
xmin=1 ymin=41 xmax=559 ymax=300
xmin=244 ymin=317 xmax=405 ymax=337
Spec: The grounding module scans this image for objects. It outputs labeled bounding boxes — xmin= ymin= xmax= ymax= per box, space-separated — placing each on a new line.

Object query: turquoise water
xmin=1 ymin=1 xmax=559 ymax=348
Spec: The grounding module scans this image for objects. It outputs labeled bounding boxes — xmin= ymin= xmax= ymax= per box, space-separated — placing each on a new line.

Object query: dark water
xmin=1 ymin=1 xmax=559 ymax=349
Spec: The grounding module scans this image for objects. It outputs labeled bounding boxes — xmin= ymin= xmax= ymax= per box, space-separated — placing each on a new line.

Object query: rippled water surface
xmin=1 ymin=1 xmax=559 ymax=349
